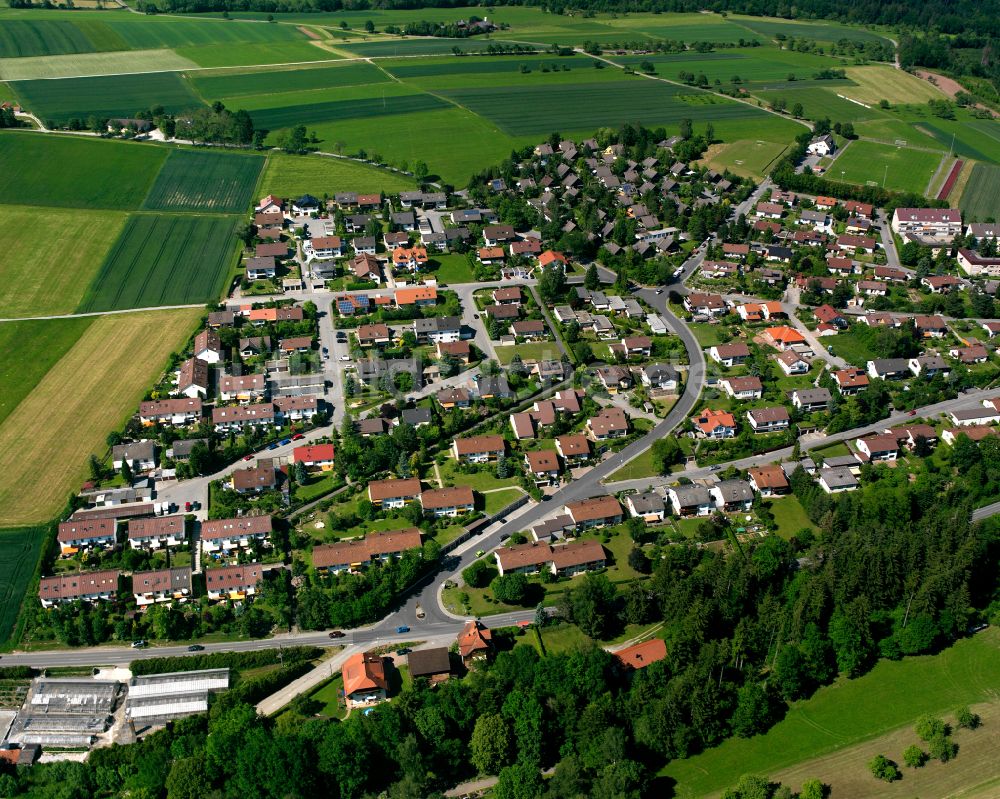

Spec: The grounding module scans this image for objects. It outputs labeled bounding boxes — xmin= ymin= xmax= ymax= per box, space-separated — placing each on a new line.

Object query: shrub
xmin=928 ymin=732 xmax=957 ymax=762
xmin=903 ymin=744 xmax=927 ymax=768
xmin=916 ymin=714 xmax=948 ymax=742
xmin=868 ymin=754 xmax=900 ymax=782
xmin=956 ymin=705 xmax=981 ymax=730
xmin=490 ymin=573 xmax=529 ymax=604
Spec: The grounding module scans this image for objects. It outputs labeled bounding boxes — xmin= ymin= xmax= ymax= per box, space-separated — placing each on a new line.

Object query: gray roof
xmin=401 ymin=407 xmax=432 ymax=426
xmin=408 ymin=646 xmax=452 ymax=678
xmin=113 ymin=440 xmax=156 ymax=462
xmin=670 ymin=484 xmax=712 ymax=507
xmin=475 ymin=374 xmax=511 ymax=397
xmin=629 ymin=492 xmax=665 ymax=514
xmin=794 ymin=388 xmax=832 ymax=404
xmin=713 ymin=479 xmax=753 ymax=503
xmin=170 ymin=438 xmax=207 ymax=458
xmin=869 ymin=358 xmax=910 ymax=374
xmin=643 ymin=363 xmax=678 ymax=382
xmin=822 ymin=454 xmax=859 ymax=469
xmin=819 ymin=466 xmax=857 ymax=489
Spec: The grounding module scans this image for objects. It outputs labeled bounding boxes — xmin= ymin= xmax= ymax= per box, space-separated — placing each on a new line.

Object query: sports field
xmin=0 ymin=308 xmax=203 ymax=525
xmin=701 ymin=139 xmax=788 ymax=179
xmin=0 ymin=132 xmax=167 ymax=210
xmin=0 ymin=317 xmax=94 ymax=426
xmin=257 ymin=152 xmax=415 ymax=197
xmin=662 ymin=627 xmax=1000 ymax=797
xmin=0 ymin=526 xmax=46 ymax=647
xmin=910 ymin=114 xmax=1000 ymax=166
xmin=142 ymin=149 xmax=264 ymax=213
xmin=959 ymin=163 xmax=1000 ymax=222
xmin=12 ymin=70 xmax=202 ymax=124
xmin=78 ymin=214 xmax=237 ymax=312
xmin=832 ymin=140 xmax=944 ymax=195
xmin=0 ymin=207 xmax=127 ymax=318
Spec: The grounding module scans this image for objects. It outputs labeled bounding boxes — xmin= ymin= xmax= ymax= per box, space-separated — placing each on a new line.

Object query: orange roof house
xmin=693 ymin=408 xmax=736 ymax=437
xmin=614 ymin=639 xmax=667 ymax=670
xmin=457 ymin=619 xmax=494 ymax=664
xmin=342 ymin=652 xmax=388 ymax=706
xmin=394 ymin=285 xmax=437 ymax=306
xmin=539 ymin=250 xmax=568 ymax=268
xmin=763 ymin=325 xmax=805 ymax=350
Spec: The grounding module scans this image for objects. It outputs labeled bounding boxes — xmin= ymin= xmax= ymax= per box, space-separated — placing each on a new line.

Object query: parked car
xmin=243 ymin=454 xmax=254 ymax=461
xmin=187 ymin=644 xmax=204 ymax=652
xmin=184 ymin=502 xmax=192 ymax=512
xmin=395 ymin=648 xmax=411 ymax=656
xmin=328 ymin=630 xmax=345 ymax=638
xmin=396 ymin=625 xmax=410 ymax=634
xmin=131 ymin=640 xmax=146 ymax=649
xmin=267 ymin=442 xmax=279 ymax=450
xmin=340 ymin=355 xmax=350 ymax=361
xmin=292 ymin=433 xmax=305 ymax=440
xmin=279 ymin=438 xmax=291 ymax=446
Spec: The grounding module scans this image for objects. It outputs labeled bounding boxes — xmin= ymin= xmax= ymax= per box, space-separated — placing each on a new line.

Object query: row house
xmin=274 ymin=395 xmax=320 ymax=423
xmin=132 ymin=567 xmax=191 ymax=607
xmin=139 ymin=398 xmax=203 ymax=427
xmin=494 ymin=539 xmax=607 ymax=577
xmin=420 ymin=486 xmax=475 ymax=518
xmin=219 ymin=373 xmax=267 ymax=403
xmin=128 ymin=515 xmax=185 ymax=550
xmin=177 ymin=357 xmax=210 ymax=399
xmin=200 ymin=515 xmax=272 ymax=554
xmin=313 ymin=528 xmax=423 ymax=573
xmin=205 ymin=564 xmax=265 ymax=601
xmin=212 ymin=403 xmax=275 ymax=432
xmin=452 ymin=435 xmax=505 ymax=464
xmin=57 ymin=518 xmax=116 ymax=557
xmin=368 ymin=477 xmax=422 ymax=508
xmin=39 ymin=570 xmax=121 ymax=608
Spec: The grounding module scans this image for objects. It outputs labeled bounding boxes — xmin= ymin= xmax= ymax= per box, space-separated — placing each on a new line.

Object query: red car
xmin=292 ymin=433 xmax=305 ymax=440
xmin=243 ymin=454 xmax=254 ymax=461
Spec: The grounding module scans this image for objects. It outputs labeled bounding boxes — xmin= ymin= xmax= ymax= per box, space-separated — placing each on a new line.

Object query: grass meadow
xmin=0 ymin=308 xmax=203 ymax=525
xmin=13 ymin=70 xmax=202 ymax=124
xmin=661 ymin=627 xmax=1000 ymax=797
xmin=0 ymin=207 xmax=127 ymax=318
xmin=959 ymin=162 xmax=1000 ymax=222
xmin=142 ymin=149 xmax=264 ymax=213
xmin=832 ymin=140 xmax=944 ymax=195
xmin=728 ymin=16 xmax=893 ymax=45
xmin=258 ymin=152 xmax=415 ymax=197
xmin=0 ymin=318 xmax=94 ymax=426
xmin=842 ymin=65 xmax=945 ymax=105
xmin=0 ymin=132 xmax=166 ymax=210
xmin=0 ymin=48 xmax=198 ymax=81
xmin=702 ymin=139 xmax=789 ymax=178
xmin=78 ymin=214 xmax=237 ymax=312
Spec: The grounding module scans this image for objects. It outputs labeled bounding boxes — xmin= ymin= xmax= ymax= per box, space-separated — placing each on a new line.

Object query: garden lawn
xmin=0 ymin=317 xmax=94 ymax=427
xmin=142 ymin=149 xmax=264 ymax=214
xmin=258 ymin=152 xmax=415 ymax=197
xmin=0 ymin=207 xmax=126 ymax=318
xmin=307 ymin=674 xmax=346 ymax=719
xmin=959 ymin=162 xmax=1000 ymax=222
xmin=295 ymin=473 xmax=341 ymax=503
xmin=428 ymin=254 xmax=476 ymax=284
xmin=440 ymin=461 xmax=520 ymax=491
xmin=0 ymin=308 xmax=202 ymax=525
xmin=482 ymin=488 xmax=524 ymax=516
xmin=826 ymin=325 xmax=877 ymax=366
xmin=767 ymin=495 xmax=815 ymax=539
xmin=495 ymin=341 xmax=563 ymax=364
xmin=662 ymin=627 xmax=1000 ymax=798
xmin=77 ymin=214 xmax=237 ymax=312
xmin=608 ymin=447 xmax=659 ymax=482
xmin=0 ymin=132 xmax=167 ymax=210
xmin=12 ymin=70 xmax=202 ymax=124
xmin=0 ymin=526 xmax=46 ymax=647
xmin=688 ymin=323 xmax=726 ymax=347
xmin=832 ymin=140 xmax=944 ymax=195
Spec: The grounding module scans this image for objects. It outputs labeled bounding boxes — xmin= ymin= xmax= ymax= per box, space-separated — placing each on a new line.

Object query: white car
xmin=339 ymin=355 xmax=350 ymax=361
xmin=673 ymin=268 xmax=684 ymax=277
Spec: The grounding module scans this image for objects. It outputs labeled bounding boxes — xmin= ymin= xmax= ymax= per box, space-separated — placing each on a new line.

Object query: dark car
xmin=395 ymin=648 xmax=412 ymax=656
xmin=187 ymin=644 xmax=205 ymax=652
xmin=279 ymin=438 xmax=291 ymax=446
xmin=396 ymin=625 xmax=410 ymax=634
xmin=267 ymin=442 xmax=279 ymax=450
xmin=328 ymin=631 xmax=345 ymax=638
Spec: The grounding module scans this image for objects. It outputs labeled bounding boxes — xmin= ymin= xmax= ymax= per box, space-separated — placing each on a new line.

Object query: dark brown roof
xmin=407 ymin=647 xmax=452 ymax=678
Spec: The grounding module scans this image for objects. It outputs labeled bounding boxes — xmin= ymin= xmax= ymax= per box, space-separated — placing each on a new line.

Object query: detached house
xmin=709 ymin=343 xmax=750 ymax=367
xmin=834 ymin=368 xmax=869 ymax=395
xmin=587 ymin=407 xmax=629 ymax=440
xmin=177 ymin=357 xmax=210 ymax=399
xmin=791 ymin=388 xmax=831 ymax=413
xmin=565 ymin=495 xmax=623 ymax=529
xmin=867 ymin=358 xmax=910 ymax=380
xmin=748 ymin=465 xmax=789 ymax=496
xmin=855 ymin=434 xmax=899 ymax=463
xmin=721 ymin=376 xmax=763 ymax=400
xmin=556 ymin=434 xmax=591 ymax=464
xmin=693 ymin=408 xmax=736 ymax=438
xmin=625 ymin=492 xmax=667 ymax=522
xmin=452 ymin=435 xmax=505 ymax=463
xmin=747 ymin=406 xmax=790 ymax=433
xmin=112 ymin=440 xmax=157 ymax=472
xmin=524 ymin=450 xmax=561 ymax=485
xmin=710 ymin=480 xmax=754 ymax=512
xmin=668 ymin=484 xmax=713 ymax=516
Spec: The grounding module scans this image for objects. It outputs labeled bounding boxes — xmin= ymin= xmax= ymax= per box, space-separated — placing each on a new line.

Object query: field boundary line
xmin=0 ymin=303 xmax=207 ymax=323
xmin=925 ymin=152 xmax=952 ymax=198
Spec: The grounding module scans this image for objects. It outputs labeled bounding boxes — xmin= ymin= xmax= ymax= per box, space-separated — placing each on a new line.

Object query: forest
xmin=3 ymin=430 xmax=1000 ymax=798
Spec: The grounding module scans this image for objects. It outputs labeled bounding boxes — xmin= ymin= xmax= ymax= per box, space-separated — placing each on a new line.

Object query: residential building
xmin=524 ymin=450 xmax=561 ymax=485
xmin=128 ymin=516 xmax=185 ymax=550
xmin=39 ymin=570 xmax=120 ymax=608
xmin=112 ymin=440 xmax=157 ymax=472
xmin=721 ymin=376 xmax=763 ymax=400
xmin=57 ymin=519 xmax=116 ymax=557
xmin=139 ymin=397 xmax=203 ymax=427
xmin=747 ymin=465 xmax=789 ymax=496
xmin=420 ymin=486 xmax=475 ymax=518
xmin=867 ymin=358 xmax=911 ymax=380
xmin=177 ymin=357 xmax=210 ymax=399
xmin=200 ymin=515 xmax=272 ymax=553
xmin=457 ymin=620 xmax=494 ymax=665
xmin=747 ymin=406 xmax=790 ymax=433
xmin=368 ymin=478 xmax=422 ymax=508
xmin=555 ymin=434 xmax=590 ymax=463
xmin=709 ymin=343 xmax=751 ymax=367
xmin=834 ymin=368 xmax=869 ymax=395
xmin=218 ymin=373 xmax=267 ymax=403
xmin=693 ymin=408 xmax=736 ymax=438
xmin=587 ymin=407 xmax=629 ymax=440
xmin=791 ymin=388 xmax=831 ymax=413
xmin=312 ymin=528 xmax=423 ymax=573
xmin=668 ymin=484 xmax=714 ymax=516
xmin=625 ymin=492 xmax=667 ymax=522
xmin=564 ymin=495 xmax=623 ymax=529
xmin=710 ymin=480 xmax=754 ymax=512
xmin=131 ymin=567 xmax=191 ymax=607
xmin=855 ymin=434 xmax=899 ymax=462
xmin=452 ymin=435 xmax=505 ymax=463
xmin=819 ymin=466 xmax=858 ymax=493
xmin=957 ymin=248 xmax=1000 ymax=277
xmin=891 ymin=208 xmax=962 ymax=241
xmin=292 ymin=443 xmax=335 ymax=471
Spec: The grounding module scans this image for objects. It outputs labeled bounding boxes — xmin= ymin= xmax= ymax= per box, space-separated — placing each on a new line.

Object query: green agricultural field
xmin=0 ymin=317 xmax=94 ymax=426
xmin=0 ymin=48 xmax=199 ymax=81
xmin=960 ymin=162 xmax=1000 ymax=222
xmin=12 ymin=70 xmax=202 ymax=124
xmin=0 ymin=526 xmax=46 ymax=647
xmin=0 ymin=132 xmax=167 ymax=210
xmin=142 ymin=149 xmax=264 ymax=213
xmin=178 ymin=41 xmax=336 ymax=68
xmin=0 ymin=207 xmax=127 ymax=318
xmin=338 ymin=37 xmax=526 ymax=57
xmin=0 ymin=18 xmax=97 ymax=58
xmin=78 ymin=214 xmax=237 ymax=312
xmin=842 ymin=65 xmax=946 ymax=105
xmin=910 ymin=114 xmax=1000 ymax=166
xmin=754 ymin=86 xmax=885 ymax=123
xmin=832 ymin=140 xmax=944 ymax=195
xmin=729 ymin=16 xmax=892 ymax=44
xmin=662 ymin=628 xmax=1000 ymax=798
xmin=248 ymin=90 xmax=447 ymax=131
xmin=189 ymin=61 xmax=385 ymax=101
xmin=257 ymin=152 xmax=415 ymax=197
xmin=440 ymin=79 xmax=774 ymax=138
xmin=384 ymin=54 xmax=598 ymax=80
xmin=612 ymin=48 xmax=837 ymax=87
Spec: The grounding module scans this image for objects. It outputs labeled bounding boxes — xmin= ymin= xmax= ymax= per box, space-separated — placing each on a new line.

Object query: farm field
xmin=188 ymin=61 xmax=385 ymax=101
xmin=257 ymin=152 xmax=416 ymax=197
xmin=0 ymin=132 xmax=167 ymax=210
xmin=142 ymin=149 xmax=264 ymax=213
xmin=0 ymin=526 xmax=46 ymax=648
xmin=842 ymin=65 xmax=945 ymax=105
xmin=661 ymin=628 xmax=1000 ymax=798
xmin=907 ymin=113 xmax=1000 ymax=166
xmin=12 ymin=70 xmax=202 ymax=124
xmin=754 ymin=86 xmax=886 ymax=123
xmin=0 ymin=308 xmax=203 ymax=526
xmin=831 ymin=140 xmax=944 ymax=195
xmin=78 ymin=214 xmax=237 ymax=312
xmin=611 ymin=49 xmax=837 ymax=87
xmin=0 ymin=318 xmax=94 ymax=426
xmin=959 ymin=162 xmax=1000 ymax=222
xmin=0 ymin=207 xmax=127 ymax=318
xmin=336 ymin=37 xmax=526 ymax=57
xmin=297 ymin=107 xmax=520 ymax=186
xmin=439 ymin=80 xmax=780 ymax=138
xmin=176 ymin=40 xmax=335 ymax=68
xmin=701 ymin=139 xmax=788 ymax=178
xmin=728 ymin=15 xmax=892 ymax=44
xmin=0 ymin=48 xmax=198 ymax=81
xmin=247 ymin=88 xmax=448 ymax=132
